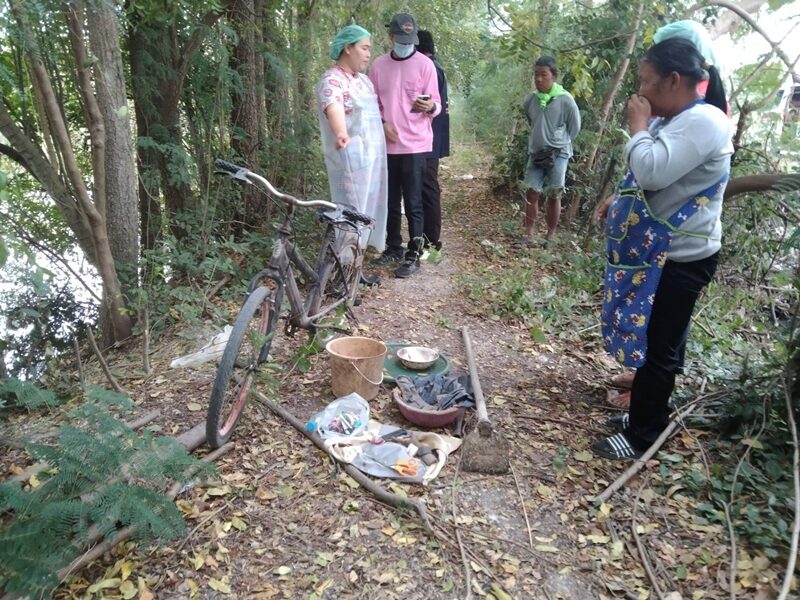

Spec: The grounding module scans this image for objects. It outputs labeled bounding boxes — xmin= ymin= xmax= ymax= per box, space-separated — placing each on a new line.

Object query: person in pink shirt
xmin=368 ymin=12 xmax=441 ymax=278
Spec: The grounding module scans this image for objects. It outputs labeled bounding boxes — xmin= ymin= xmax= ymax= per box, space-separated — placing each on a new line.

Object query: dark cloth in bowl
xmin=396 ymin=374 xmax=475 ymax=411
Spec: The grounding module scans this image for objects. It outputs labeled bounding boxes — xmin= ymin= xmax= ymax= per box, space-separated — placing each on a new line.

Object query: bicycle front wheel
xmin=207 ymin=285 xmax=276 ymax=448
xmin=315 ymin=228 xmax=362 ymax=313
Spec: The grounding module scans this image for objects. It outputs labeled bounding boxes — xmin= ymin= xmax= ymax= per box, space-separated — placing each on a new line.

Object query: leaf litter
xmin=36 ymin=162 xmax=789 ymax=599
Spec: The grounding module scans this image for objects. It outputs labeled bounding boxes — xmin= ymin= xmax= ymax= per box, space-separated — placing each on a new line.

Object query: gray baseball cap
xmin=388 ymin=13 xmax=419 ymax=45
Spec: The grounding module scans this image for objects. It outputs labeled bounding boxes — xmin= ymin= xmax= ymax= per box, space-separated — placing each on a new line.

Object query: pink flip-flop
xmin=605 ymin=389 xmax=631 ymax=410
xmin=610 ymin=371 xmax=634 ymax=389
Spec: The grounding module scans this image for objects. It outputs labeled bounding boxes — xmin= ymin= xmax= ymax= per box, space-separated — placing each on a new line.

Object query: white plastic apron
xmin=318 ymin=73 xmax=388 ymax=252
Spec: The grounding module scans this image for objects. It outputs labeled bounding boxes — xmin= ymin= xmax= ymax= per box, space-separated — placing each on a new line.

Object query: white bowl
xmin=396 ymin=346 xmax=440 ymax=370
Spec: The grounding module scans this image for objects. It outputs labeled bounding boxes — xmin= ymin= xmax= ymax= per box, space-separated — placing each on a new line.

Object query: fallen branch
xmin=55 ymin=442 xmax=233 ymax=588
xmin=140 ymin=306 xmax=151 ymax=376
xmin=778 ymin=367 xmax=800 ymax=600
xmin=595 ymin=400 xmax=700 ymax=503
xmin=175 ymin=499 xmax=233 ymax=553
xmin=254 ymin=390 xmax=433 ymax=532
xmin=73 ymin=336 xmax=85 ymax=387
xmin=509 ymin=460 xmax=534 ymax=552
xmin=451 ymin=455 xmax=473 ymax=600
xmin=10 ymin=409 xmax=162 ymax=483
xmin=631 ymin=474 xmax=665 ymax=600
xmin=85 ymin=327 xmax=126 ymax=394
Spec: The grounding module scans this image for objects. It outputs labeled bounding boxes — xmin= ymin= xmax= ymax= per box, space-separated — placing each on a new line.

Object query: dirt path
xmin=36 ymin=152 xmax=755 ymax=599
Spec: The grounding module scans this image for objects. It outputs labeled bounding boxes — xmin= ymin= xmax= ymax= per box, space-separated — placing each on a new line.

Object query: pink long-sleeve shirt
xmin=368 ymin=50 xmax=441 ymax=155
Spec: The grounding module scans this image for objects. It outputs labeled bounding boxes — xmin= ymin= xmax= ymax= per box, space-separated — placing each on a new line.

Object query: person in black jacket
xmin=415 ymin=30 xmax=450 ymax=252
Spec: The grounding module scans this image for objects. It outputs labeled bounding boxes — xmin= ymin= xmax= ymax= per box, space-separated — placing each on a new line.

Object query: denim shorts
xmin=523 ymin=153 xmax=569 ymax=193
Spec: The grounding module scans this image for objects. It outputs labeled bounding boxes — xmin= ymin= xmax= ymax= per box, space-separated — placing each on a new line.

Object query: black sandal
xmin=607 ymin=413 xmax=630 ymax=431
xmin=591 ymin=433 xmax=643 ymax=460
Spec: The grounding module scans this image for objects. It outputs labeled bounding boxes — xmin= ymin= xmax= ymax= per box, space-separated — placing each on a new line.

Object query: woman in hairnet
xmin=653 ymin=20 xmax=722 ymax=100
xmin=316 ymin=25 xmax=387 ymax=256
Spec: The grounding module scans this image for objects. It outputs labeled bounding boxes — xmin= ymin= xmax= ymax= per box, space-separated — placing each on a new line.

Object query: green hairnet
xmin=330 ymin=24 xmax=371 ymax=60
xmin=653 ymin=20 xmax=718 ymax=67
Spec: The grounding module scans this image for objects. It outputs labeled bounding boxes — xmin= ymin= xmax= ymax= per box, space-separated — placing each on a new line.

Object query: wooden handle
xmin=462 ymin=326 xmax=490 ymax=425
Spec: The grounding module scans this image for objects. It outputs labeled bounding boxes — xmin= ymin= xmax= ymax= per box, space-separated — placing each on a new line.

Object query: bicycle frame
xmin=206 ymin=158 xmax=373 ymax=448
xmin=240 ymin=173 xmax=362 ymax=334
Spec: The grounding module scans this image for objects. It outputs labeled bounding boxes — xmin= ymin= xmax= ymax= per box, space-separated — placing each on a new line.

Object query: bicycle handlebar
xmin=214 ymin=158 xmax=336 ymax=210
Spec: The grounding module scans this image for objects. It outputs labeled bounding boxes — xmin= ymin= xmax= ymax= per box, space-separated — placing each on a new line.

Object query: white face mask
xmin=393 ymin=43 xmax=414 ymax=58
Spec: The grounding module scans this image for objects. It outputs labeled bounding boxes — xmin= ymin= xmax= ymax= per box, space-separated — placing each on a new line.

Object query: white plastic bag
xmin=305 ymin=393 xmax=369 ymax=440
xmin=170 ymin=325 xmax=233 ymax=369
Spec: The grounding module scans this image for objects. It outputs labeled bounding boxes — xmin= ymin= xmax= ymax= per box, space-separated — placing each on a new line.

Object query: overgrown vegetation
xmin=0 ymin=386 xmax=214 ymax=598
xmin=1 ymin=0 xmax=799 ymax=593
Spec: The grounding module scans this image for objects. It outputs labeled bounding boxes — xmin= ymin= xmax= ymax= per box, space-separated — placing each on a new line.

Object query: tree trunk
xmin=724 ymin=174 xmax=796 ymax=200
xmin=86 ymin=0 xmax=139 ymax=298
xmin=127 ymin=7 xmax=224 ymax=246
xmin=226 ymin=0 xmax=266 ymax=233
xmin=583 ymin=1 xmax=645 ymax=174
xmin=128 ymin=25 xmax=160 ymax=253
xmin=128 ymin=21 xmax=191 ymax=243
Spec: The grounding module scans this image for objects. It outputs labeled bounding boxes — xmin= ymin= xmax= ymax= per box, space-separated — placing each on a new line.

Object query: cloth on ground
xmin=322 ymin=421 xmax=462 ymax=484
xmin=395 ymin=374 xmax=475 ymax=411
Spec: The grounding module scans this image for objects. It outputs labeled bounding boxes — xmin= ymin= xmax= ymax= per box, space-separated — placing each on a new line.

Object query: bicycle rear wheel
xmin=207 ymin=285 xmax=276 ymax=448
xmin=314 ymin=227 xmax=362 ymax=314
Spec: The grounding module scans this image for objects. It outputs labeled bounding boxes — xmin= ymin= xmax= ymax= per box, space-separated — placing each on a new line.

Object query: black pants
xmin=422 ymin=157 xmax=442 ymax=249
xmin=386 ymin=153 xmax=425 ymax=259
xmin=625 ymin=253 xmax=720 ymax=449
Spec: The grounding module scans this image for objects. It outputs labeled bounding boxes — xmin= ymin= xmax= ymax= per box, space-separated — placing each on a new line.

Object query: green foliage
xmin=0 ymin=260 xmax=97 ymax=381
xmin=0 ymin=385 xmax=214 ymax=597
xmin=681 ymin=369 xmax=797 ymax=559
xmin=457 ymin=242 xmax=604 ymax=336
xmin=0 ymin=378 xmax=60 ymax=411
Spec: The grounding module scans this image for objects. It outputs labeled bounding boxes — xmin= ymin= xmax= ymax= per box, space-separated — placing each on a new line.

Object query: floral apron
xmin=601 ymin=171 xmax=727 ymax=367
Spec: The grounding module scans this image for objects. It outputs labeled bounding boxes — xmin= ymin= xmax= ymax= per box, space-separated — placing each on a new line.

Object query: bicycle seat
xmin=318 ymin=204 xmax=374 ymax=227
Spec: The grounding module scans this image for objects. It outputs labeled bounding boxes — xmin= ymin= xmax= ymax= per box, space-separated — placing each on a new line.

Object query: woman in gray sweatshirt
xmin=592 ymin=38 xmax=732 ymax=460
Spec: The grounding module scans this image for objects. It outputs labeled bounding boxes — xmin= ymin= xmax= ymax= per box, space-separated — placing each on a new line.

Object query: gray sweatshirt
xmin=523 ymin=92 xmax=582 ymax=158
xmin=625 ymin=102 xmax=733 ymax=262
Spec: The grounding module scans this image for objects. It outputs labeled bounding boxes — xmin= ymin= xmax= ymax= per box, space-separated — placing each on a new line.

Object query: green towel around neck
xmin=535 ymin=82 xmax=566 ymax=109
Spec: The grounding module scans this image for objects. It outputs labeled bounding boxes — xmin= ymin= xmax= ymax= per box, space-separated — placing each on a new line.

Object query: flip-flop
xmin=605 ymin=389 xmax=631 ymax=410
xmin=607 ymin=413 xmax=630 ymax=431
xmin=610 ymin=371 xmax=634 ymax=389
xmin=591 ymin=432 xmax=643 ymax=460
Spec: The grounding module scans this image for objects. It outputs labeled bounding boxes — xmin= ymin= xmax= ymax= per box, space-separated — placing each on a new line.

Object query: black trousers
xmin=625 ymin=253 xmax=720 ymax=449
xmin=421 ymin=157 xmax=442 ymax=249
xmin=386 ymin=153 xmax=425 ymax=259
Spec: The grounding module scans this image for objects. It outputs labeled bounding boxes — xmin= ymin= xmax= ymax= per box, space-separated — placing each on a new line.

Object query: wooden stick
xmin=594 ymin=401 xmax=699 ymax=503
xmin=174 ymin=500 xmax=233 ymax=553
xmin=509 ymin=460 xmax=534 ymax=552
xmin=451 ymin=455 xmax=473 ymax=600
xmin=140 ymin=306 xmax=151 ymax=376
xmin=73 ymin=336 xmax=84 ymax=386
xmin=254 ymin=390 xmax=433 ymax=532
xmin=462 ymin=326 xmax=490 ymax=431
xmin=631 ymin=474 xmax=665 ymax=599
xmin=85 ymin=326 xmax=125 ymax=394
xmin=778 ymin=372 xmax=800 ymax=600
xmin=10 ymin=409 xmax=162 ymax=483
xmin=55 ymin=443 xmax=233 ymax=584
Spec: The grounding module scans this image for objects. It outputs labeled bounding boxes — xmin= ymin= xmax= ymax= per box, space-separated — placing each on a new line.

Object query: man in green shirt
xmin=521 ymin=56 xmax=581 ymax=245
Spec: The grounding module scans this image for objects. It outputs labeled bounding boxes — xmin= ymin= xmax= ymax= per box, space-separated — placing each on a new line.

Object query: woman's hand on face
xmin=626 ymin=94 xmax=651 ymax=133
xmin=335 ymin=134 xmax=350 ymax=149
xmin=592 ymin=193 xmax=615 ymax=225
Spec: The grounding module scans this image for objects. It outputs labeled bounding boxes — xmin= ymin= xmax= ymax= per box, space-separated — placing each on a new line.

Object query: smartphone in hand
xmin=411 ymin=94 xmax=431 ymax=112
